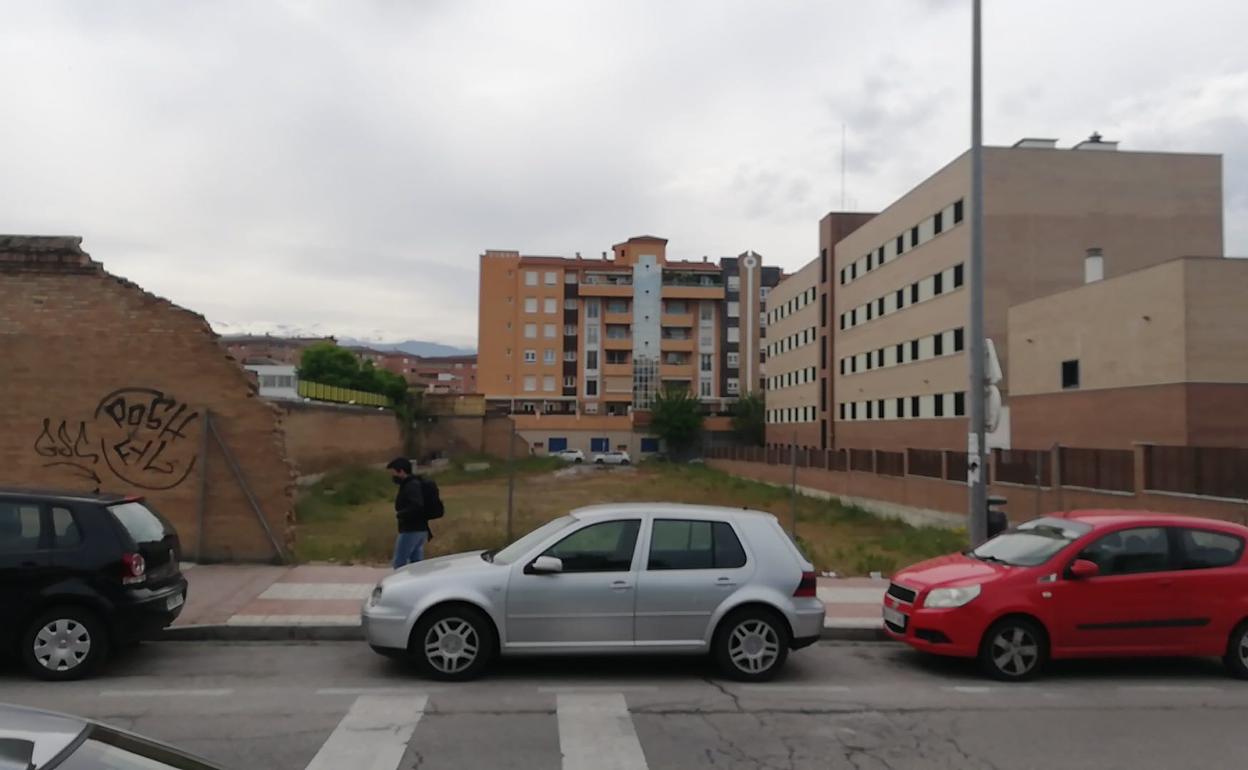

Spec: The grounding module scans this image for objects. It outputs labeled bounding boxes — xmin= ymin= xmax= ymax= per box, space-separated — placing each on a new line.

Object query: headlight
xmin=923 ymin=584 xmax=981 ymax=608
xmin=369 ymin=585 xmax=384 ymax=607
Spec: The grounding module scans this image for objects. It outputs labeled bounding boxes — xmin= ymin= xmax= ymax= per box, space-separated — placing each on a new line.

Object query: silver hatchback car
xmin=362 ymin=503 xmax=824 ymax=681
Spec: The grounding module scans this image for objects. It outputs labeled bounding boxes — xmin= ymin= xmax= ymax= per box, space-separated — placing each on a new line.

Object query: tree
xmin=731 ymin=392 xmax=766 ymax=447
xmin=297 ymin=343 xmax=361 ymax=388
xmin=649 ymin=387 xmax=705 ymax=458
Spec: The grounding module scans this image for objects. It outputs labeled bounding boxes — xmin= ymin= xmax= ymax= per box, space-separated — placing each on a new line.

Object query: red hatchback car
xmin=884 ymin=511 xmax=1248 ymax=680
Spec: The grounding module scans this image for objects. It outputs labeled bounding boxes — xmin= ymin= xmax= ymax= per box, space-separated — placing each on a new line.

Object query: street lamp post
xmin=967 ymin=0 xmax=989 ymax=546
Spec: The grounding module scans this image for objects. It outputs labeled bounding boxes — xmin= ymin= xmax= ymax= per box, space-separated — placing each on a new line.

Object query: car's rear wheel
xmin=21 ymin=606 xmax=109 ymax=681
xmin=410 ymin=604 xmax=495 ymax=681
xmin=574 ymin=458 xmax=583 ymax=464
xmin=979 ymin=617 xmax=1047 ymax=681
xmin=713 ymin=608 xmax=790 ymax=682
xmin=1222 ymin=621 xmax=1248 ymax=679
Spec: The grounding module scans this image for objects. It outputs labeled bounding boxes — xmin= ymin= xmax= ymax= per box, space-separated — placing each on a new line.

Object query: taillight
xmin=122 ymin=553 xmax=146 ymax=585
xmin=794 ymin=571 xmax=817 ymax=598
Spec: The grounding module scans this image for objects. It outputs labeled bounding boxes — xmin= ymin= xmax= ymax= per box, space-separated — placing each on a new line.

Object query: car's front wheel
xmin=1223 ymin=621 xmax=1248 ymax=679
xmin=21 ymin=606 xmax=109 ymax=681
xmin=979 ymin=617 xmax=1047 ymax=681
xmin=713 ymin=608 xmax=790 ymax=682
xmin=410 ymin=604 xmax=496 ymax=681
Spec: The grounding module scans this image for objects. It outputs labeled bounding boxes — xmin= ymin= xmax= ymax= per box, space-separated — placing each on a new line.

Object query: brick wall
xmin=0 ymin=237 xmax=294 ymax=562
xmin=280 ymin=402 xmax=403 ymax=474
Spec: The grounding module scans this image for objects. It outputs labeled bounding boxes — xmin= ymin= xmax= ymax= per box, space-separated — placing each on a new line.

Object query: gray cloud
xmin=1 ymin=0 xmax=1245 ymax=346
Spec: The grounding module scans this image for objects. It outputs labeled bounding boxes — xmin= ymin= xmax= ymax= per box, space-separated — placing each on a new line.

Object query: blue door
xmin=591 ymin=437 xmax=610 ymax=453
xmin=548 ymin=437 xmax=568 ymax=452
xmin=640 ymin=437 xmax=660 ymax=453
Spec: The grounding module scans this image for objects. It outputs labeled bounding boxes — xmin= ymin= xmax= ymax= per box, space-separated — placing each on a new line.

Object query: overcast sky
xmin=3 ymin=1 xmax=1245 ymax=348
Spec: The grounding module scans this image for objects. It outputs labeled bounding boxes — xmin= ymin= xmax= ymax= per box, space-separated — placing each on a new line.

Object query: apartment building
xmin=1007 ymin=256 xmax=1248 ymax=448
xmin=762 ymin=258 xmax=820 ymax=446
xmin=477 ymin=236 xmax=779 ymax=453
xmin=829 ymin=138 xmax=1222 ymax=450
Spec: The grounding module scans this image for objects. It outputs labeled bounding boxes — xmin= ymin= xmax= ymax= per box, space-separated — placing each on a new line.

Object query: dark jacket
xmin=395 ymin=476 xmax=429 ymax=533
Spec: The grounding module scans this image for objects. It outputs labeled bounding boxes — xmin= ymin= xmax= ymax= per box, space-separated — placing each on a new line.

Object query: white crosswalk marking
xmin=557 ymin=693 xmax=649 ymax=770
xmin=304 ymin=695 xmax=426 ymax=770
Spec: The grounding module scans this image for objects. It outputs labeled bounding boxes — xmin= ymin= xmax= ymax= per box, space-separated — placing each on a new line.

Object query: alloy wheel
xmin=34 ymin=619 xmax=92 ymax=673
xmin=423 ymin=618 xmax=480 ymax=675
xmin=1239 ymin=631 xmax=1248 ymax=669
xmin=728 ymin=619 xmax=780 ymax=675
xmin=990 ymin=626 xmax=1039 ymax=677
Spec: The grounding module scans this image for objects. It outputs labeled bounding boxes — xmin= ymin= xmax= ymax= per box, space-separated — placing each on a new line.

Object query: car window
xmin=0 ymin=501 xmax=43 ymax=553
xmin=1079 ymin=527 xmax=1171 ymax=576
xmin=52 ymin=506 xmax=83 ymax=549
xmin=108 ymin=502 xmax=169 ymax=545
xmin=492 ymin=516 xmax=575 ymax=565
xmin=647 ymin=520 xmax=747 ymax=570
xmin=1177 ymin=528 xmax=1244 ymax=570
xmin=543 ymin=519 xmax=640 ymax=572
xmin=971 ymin=517 xmax=1091 ymax=567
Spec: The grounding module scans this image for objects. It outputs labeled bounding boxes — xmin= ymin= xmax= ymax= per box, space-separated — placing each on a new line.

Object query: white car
xmin=594 ymin=450 xmax=631 ymax=465
xmin=362 ymin=503 xmax=825 ymax=681
xmin=552 ymin=449 xmax=585 ymax=463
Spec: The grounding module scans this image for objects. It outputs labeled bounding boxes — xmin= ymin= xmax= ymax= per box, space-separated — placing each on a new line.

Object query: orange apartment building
xmin=477 ymin=236 xmax=781 ymax=455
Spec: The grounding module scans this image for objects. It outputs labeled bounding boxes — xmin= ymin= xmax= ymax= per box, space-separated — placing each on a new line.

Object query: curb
xmin=160 ymin=623 xmax=889 ymax=644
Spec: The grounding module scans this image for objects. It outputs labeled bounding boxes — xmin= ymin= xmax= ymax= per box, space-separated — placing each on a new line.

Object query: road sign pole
xmin=968 ymin=0 xmax=989 ymax=546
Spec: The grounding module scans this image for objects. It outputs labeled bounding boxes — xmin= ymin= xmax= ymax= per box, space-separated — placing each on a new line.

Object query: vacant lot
xmin=294 ymin=460 xmax=965 ymax=575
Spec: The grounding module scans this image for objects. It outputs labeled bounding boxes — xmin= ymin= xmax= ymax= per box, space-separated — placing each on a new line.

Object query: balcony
xmin=602 ymin=336 xmax=633 ymax=351
xmin=660 ymin=363 xmax=693 ymax=379
xmin=661 ymin=312 xmax=694 ymax=327
xmin=579 ymin=274 xmax=634 ymax=298
xmin=603 ymin=312 xmax=632 ymax=326
xmin=661 ymin=284 xmax=724 ymax=300
xmin=660 ymin=337 xmax=694 ymax=353
xmin=603 ymin=362 xmax=632 ymax=377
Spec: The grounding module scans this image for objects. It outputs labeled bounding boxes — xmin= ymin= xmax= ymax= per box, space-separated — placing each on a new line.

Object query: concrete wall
xmin=280 ymin=402 xmax=402 ymax=475
xmin=0 ymin=237 xmax=294 ymax=562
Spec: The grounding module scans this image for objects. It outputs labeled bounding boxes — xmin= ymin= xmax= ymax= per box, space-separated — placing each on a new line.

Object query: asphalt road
xmin=4 ymin=641 xmax=1248 ymax=769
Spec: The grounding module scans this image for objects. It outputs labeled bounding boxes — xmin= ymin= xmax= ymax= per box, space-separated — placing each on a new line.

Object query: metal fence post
xmin=505 ymin=418 xmax=517 ymax=543
xmin=789 ymin=432 xmax=798 ymax=537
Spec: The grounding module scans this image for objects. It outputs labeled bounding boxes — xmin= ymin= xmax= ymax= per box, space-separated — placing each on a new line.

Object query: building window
xmin=934 ymin=393 xmax=945 ymax=417
xmin=565 ymin=272 xmax=578 ymax=284
xmin=727 ymin=275 xmax=740 ymax=291
xmin=523 ymin=349 xmax=537 ymax=363
xmin=934 ymin=333 xmax=944 ymax=356
xmin=726 ymin=378 xmax=740 ymax=395
xmin=866 ymin=401 xmax=873 ymax=419
xmin=896 ymin=397 xmax=905 ymax=419
xmin=565 ymin=324 xmax=577 ymax=336
xmin=524 ymin=270 xmax=538 ymax=286
xmin=542 ymin=298 xmax=555 ymax=314
xmin=544 ymin=349 xmax=556 ymax=364
xmin=911 ymin=395 xmax=920 ymax=417
xmin=954 ymin=391 xmax=966 ymax=416
xmin=934 ymin=211 xmax=944 ymax=235
xmin=524 ymin=323 xmax=537 ymax=339
xmin=700 ymin=353 xmax=713 ymax=372
xmin=895 ymin=288 xmax=905 ymax=310
xmin=911 ymin=226 xmax=919 ymax=247
xmin=850 ymin=263 xmax=857 ymax=280
xmin=911 ymin=283 xmax=919 ymax=304
xmin=544 ymin=324 xmax=557 ymax=338
xmin=543 ymin=376 xmax=556 ymax=392
xmin=877 ymin=246 xmax=885 ymax=265
xmin=1062 ymin=360 xmax=1080 ymax=389
xmin=840 ymin=268 xmax=846 ymax=285
xmin=586 ymin=351 xmax=599 ymax=369
xmin=524 ymin=297 xmax=538 ymax=313
xmin=727 ymin=301 xmax=739 ymax=318
xmin=544 ymin=271 xmax=557 ymax=286
xmin=895 ymin=343 xmax=905 ymax=364
xmin=896 ymin=235 xmax=904 ymax=254
xmin=586 ymin=325 xmax=599 ymax=343
xmin=866 ymin=252 xmax=874 ymax=271
xmin=954 ymin=263 xmax=965 ymax=289
xmin=933 ymin=273 xmax=944 ymax=296
xmin=586 ymin=380 xmax=598 ymax=396
xmin=700 ymin=304 xmax=714 ymax=322
xmin=850 ymin=402 xmax=857 ymax=420
xmin=876 ymin=349 xmax=884 ymax=368
xmin=911 ymin=339 xmax=920 ymax=360
xmin=727 ymin=351 xmax=739 ymax=367
xmin=849 ymin=356 xmax=857 ymax=374
xmin=954 ymin=199 xmax=964 ymax=224
xmin=523 ymin=375 xmax=537 ymax=392
xmin=586 ymin=300 xmax=600 ymax=319
xmin=953 ymin=328 xmax=964 ymax=352
xmin=727 ymin=327 xmax=739 ymax=343
xmin=564 ymin=350 xmax=577 ymax=362
xmin=564 ymin=298 xmax=578 ymax=310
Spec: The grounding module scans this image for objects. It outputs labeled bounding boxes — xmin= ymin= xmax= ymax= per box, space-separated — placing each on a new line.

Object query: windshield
xmin=491 ymin=516 xmax=576 ymax=565
xmin=970 ymin=517 xmax=1092 ymax=567
xmin=108 ymin=502 xmax=171 ymax=545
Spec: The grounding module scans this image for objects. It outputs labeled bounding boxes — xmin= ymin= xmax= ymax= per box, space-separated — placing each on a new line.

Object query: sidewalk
xmin=170 ymin=563 xmax=887 ymax=641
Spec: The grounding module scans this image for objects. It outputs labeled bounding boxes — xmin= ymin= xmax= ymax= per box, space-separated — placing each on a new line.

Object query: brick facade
xmin=0 ymin=237 xmax=294 ymax=562
xmin=280 ymin=402 xmax=403 ymax=475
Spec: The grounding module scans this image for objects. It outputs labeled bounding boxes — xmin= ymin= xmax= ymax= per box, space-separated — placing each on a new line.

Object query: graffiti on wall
xmin=33 ymin=388 xmax=201 ymax=491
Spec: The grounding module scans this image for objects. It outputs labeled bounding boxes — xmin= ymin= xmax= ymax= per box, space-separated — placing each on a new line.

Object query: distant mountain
xmin=338 ymin=338 xmax=475 ymax=357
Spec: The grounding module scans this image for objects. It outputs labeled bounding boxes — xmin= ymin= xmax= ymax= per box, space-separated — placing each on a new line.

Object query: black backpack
xmin=420 ymin=477 xmax=445 ymax=520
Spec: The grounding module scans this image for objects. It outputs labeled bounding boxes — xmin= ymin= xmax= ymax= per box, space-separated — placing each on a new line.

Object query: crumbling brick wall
xmin=280 ymin=401 xmax=403 ymax=475
xmin=0 ymin=236 xmax=294 ymax=562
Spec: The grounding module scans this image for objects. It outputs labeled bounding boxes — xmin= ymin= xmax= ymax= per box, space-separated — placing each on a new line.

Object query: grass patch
xmin=293 ymin=461 xmax=966 ymax=574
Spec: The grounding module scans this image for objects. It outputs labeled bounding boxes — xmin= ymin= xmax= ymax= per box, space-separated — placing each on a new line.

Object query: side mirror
xmin=526 ymin=555 xmax=563 ymax=575
xmin=1068 ymin=559 xmax=1100 ymax=580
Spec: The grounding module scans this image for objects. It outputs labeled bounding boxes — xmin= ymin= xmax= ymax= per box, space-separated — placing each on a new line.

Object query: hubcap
xmin=1239 ymin=631 xmax=1248 ymax=667
xmin=34 ymin=619 xmax=92 ymax=672
xmin=991 ymin=627 xmax=1039 ymax=676
xmin=728 ymin=619 xmax=780 ymax=674
xmin=424 ymin=618 xmax=480 ymax=674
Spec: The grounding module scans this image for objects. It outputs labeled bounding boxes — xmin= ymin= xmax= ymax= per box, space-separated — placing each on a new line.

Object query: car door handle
xmin=715 ymin=577 xmax=737 ymax=586
xmin=611 ymin=580 xmax=633 ymax=591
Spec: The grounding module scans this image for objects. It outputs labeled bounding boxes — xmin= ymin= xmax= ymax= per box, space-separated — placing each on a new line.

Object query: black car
xmin=0 ymin=489 xmax=188 ymax=680
xmin=0 ymin=703 xmax=222 ymax=769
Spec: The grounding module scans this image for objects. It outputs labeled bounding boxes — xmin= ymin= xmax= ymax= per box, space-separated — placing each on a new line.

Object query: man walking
xmin=388 ymin=457 xmax=430 ymax=568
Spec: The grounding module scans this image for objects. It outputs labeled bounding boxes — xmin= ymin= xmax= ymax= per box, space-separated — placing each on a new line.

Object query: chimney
xmin=1084 ymin=248 xmax=1104 ymax=283
xmin=575 ymin=251 xmax=581 ymax=259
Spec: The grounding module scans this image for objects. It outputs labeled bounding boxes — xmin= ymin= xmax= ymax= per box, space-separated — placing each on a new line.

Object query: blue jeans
xmin=393 ymin=531 xmax=429 ymax=568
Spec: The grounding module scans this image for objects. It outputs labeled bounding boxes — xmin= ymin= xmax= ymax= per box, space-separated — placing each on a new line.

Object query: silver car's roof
xmin=0 ymin=704 xmax=87 ymax=769
xmin=569 ymin=503 xmax=777 ymax=523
